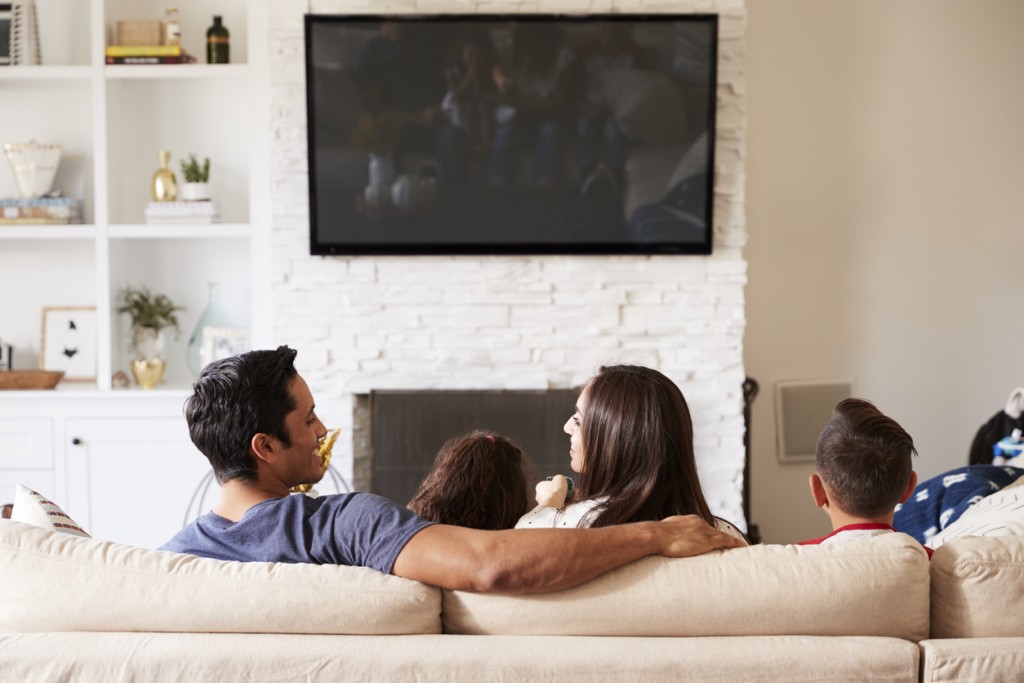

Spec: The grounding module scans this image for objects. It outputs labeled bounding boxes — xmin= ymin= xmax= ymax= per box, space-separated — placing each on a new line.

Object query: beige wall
xmin=745 ymin=0 xmax=1024 ymax=543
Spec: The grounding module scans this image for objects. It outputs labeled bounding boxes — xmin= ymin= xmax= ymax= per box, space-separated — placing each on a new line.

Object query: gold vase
xmin=130 ymin=358 xmax=166 ymax=389
xmin=151 ymin=150 xmax=178 ymax=202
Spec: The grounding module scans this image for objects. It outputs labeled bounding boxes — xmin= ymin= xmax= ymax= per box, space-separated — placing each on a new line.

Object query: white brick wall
xmin=266 ymin=0 xmax=749 ymax=529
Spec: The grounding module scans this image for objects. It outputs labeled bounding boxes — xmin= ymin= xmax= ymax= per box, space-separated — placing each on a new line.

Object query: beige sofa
xmin=0 ymin=520 xmax=1020 ymax=682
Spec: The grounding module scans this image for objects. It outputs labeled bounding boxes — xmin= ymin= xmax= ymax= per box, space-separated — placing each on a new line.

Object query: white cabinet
xmin=0 ymin=0 xmax=269 ymax=391
xmin=64 ymin=415 xmax=211 ymax=548
xmin=0 ymin=392 xmax=214 ymax=549
xmin=0 ymin=417 xmax=58 ymax=503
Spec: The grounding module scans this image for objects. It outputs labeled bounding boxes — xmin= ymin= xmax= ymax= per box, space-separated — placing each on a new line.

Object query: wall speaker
xmin=774 ymin=380 xmax=852 ymax=463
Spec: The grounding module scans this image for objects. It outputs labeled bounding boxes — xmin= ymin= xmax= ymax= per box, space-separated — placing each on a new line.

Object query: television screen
xmin=305 ymin=14 xmax=718 ymax=255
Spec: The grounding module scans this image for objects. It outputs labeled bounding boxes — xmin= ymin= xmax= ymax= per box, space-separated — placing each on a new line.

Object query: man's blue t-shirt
xmin=159 ymin=492 xmax=434 ymax=575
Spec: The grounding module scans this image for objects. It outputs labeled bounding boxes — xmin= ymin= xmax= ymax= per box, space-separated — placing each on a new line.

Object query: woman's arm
xmin=391 ymin=515 xmax=743 ymax=594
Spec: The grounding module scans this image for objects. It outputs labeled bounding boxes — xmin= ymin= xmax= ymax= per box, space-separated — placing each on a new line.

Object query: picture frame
xmin=40 ymin=306 xmax=97 ymax=381
xmin=200 ymin=326 xmax=249 ymax=370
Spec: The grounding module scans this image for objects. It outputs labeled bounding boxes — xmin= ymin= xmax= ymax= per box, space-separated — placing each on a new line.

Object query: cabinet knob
xmin=71 ymin=437 xmax=82 ymax=446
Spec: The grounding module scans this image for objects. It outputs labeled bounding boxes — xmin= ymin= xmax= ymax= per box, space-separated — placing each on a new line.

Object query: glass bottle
xmin=187 ymin=281 xmax=232 ymax=374
xmin=206 ymin=15 xmax=229 ymax=64
xmin=151 ymin=150 xmax=178 ymax=202
xmin=164 ymin=8 xmax=181 ymax=47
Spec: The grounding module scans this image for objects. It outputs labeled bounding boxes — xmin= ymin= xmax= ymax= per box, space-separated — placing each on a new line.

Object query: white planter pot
xmin=132 ymin=327 xmax=166 ymax=362
xmin=181 ymin=182 xmax=211 ymax=201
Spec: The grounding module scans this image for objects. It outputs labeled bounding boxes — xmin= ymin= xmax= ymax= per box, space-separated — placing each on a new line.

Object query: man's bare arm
xmin=391 ymin=514 xmax=744 ymax=595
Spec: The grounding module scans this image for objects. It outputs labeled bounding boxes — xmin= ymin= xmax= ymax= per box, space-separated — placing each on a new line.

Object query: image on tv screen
xmin=306 ymin=14 xmax=718 ymax=255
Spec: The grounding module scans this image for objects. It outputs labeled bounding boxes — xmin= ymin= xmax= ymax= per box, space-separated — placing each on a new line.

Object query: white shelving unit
xmin=0 ymin=0 xmax=269 ymax=392
xmin=0 ymin=0 xmax=269 ymax=547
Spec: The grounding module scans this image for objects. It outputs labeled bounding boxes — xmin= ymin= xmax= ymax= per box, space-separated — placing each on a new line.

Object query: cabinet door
xmin=0 ymin=418 xmax=56 ymax=505
xmin=64 ymin=417 xmax=213 ymax=549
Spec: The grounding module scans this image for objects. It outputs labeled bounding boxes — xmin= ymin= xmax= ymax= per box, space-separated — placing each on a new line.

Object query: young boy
xmin=799 ymin=398 xmax=932 ymax=558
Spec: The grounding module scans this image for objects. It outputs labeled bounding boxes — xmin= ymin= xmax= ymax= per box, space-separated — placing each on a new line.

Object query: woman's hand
xmin=535 ymin=475 xmax=570 ymax=508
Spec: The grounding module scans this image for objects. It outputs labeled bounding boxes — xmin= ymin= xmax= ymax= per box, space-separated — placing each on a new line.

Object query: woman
xmin=516 ymin=364 xmax=746 ymax=541
xmin=408 ymin=429 xmax=531 ymax=530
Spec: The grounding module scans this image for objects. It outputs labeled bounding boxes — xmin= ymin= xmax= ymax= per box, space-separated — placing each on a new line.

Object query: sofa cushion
xmin=930 ymin=536 xmax=1024 ymax=638
xmin=443 ymin=533 xmax=930 ymax=639
xmin=0 ymin=520 xmax=441 ymax=635
xmin=0 ymin=632 xmax=922 ymax=683
xmin=10 ymin=484 xmax=90 ymax=537
xmin=920 ymin=638 xmax=1024 ymax=683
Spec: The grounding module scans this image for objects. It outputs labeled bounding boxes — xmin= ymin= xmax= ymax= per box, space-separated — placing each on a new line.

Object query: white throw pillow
xmin=10 ymin=484 xmax=90 ymax=537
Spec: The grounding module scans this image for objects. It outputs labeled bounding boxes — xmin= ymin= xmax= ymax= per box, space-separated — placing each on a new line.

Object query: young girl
xmin=516 ymin=364 xmax=746 ymax=541
xmin=408 ymin=429 xmax=531 ymax=530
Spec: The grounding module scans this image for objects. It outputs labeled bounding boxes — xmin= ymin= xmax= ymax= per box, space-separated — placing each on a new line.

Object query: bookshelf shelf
xmin=0 ymin=66 xmax=95 ymax=81
xmin=0 ymin=224 xmax=97 ymax=240
xmin=104 ymin=64 xmax=249 ymax=80
xmin=108 ymin=223 xmax=250 ymax=239
xmin=1 ymin=0 xmax=266 ymax=392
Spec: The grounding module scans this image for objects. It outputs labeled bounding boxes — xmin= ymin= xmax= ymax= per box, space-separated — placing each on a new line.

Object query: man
xmin=161 ymin=346 xmax=743 ymax=594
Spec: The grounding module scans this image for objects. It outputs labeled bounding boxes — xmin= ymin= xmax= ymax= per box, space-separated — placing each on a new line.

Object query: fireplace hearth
xmin=354 ymin=389 xmax=579 ymax=506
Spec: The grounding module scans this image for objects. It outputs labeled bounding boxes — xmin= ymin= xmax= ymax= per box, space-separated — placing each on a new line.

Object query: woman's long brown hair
xmin=577 ymin=365 xmax=714 ymax=527
xmin=408 ymin=430 xmax=531 ymax=530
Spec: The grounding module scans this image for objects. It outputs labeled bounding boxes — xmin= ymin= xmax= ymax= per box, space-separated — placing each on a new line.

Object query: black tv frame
xmin=305 ymin=13 xmax=718 ymax=256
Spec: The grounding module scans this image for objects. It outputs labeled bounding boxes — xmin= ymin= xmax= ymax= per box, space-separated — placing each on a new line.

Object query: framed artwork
xmin=41 ymin=306 xmax=97 ymax=381
xmin=200 ymin=326 xmax=249 ymax=369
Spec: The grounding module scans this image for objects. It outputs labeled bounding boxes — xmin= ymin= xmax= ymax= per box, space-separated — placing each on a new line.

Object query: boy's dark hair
xmin=407 ymin=430 xmax=531 ymax=530
xmin=816 ymin=398 xmax=917 ymax=518
xmin=185 ymin=346 xmax=299 ymax=484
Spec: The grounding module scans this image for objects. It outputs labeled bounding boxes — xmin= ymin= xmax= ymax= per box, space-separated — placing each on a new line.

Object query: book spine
xmin=1 ymin=206 xmax=80 ymax=220
xmin=106 ymin=55 xmax=186 ymax=65
xmin=104 ymin=44 xmax=182 ymax=57
xmin=0 ymin=197 xmax=76 ymax=207
xmin=0 ymin=217 xmax=76 ymax=225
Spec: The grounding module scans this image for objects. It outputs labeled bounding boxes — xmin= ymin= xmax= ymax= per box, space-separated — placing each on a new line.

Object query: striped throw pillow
xmin=11 ymin=484 xmax=90 ymax=537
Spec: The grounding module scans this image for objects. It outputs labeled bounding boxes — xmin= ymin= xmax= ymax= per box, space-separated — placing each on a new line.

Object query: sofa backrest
xmin=930 ymin=535 xmax=1024 ymax=638
xmin=0 ymin=520 xmax=441 ymax=635
xmin=443 ymin=533 xmax=931 ymax=640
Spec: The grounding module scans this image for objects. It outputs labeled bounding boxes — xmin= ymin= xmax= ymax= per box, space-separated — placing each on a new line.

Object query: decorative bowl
xmin=0 ymin=370 xmax=65 ymax=390
xmin=3 ymin=140 xmax=62 ymax=199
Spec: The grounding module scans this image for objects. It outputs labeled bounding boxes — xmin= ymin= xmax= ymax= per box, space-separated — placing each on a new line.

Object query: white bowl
xmin=4 ymin=140 xmax=62 ymax=198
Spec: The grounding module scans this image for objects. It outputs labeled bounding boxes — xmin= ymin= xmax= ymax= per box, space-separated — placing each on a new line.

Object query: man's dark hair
xmin=185 ymin=346 xmax=299 ymax=484
xmin=815 ymin=398 xmax=917 ymax=518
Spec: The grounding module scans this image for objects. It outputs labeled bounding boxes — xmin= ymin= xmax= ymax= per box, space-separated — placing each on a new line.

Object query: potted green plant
xmin=179 ymin=153 xmax=211 ymax=201
xmin=116 ymin=285 xmax=184 ymax=388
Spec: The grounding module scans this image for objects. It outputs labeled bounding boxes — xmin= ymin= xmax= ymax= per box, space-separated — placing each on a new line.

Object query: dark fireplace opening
xmin=354 ymin=389 xmax=579 ymax=507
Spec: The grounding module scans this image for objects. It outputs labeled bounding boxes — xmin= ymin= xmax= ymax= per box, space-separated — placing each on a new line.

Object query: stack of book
xmin=105 ymin=45 xmax=189 ymax=65
xmin=0 ymin=197 xmax=84 ymax=224
xmin=145 ymin=201 xmax=221 ymax=224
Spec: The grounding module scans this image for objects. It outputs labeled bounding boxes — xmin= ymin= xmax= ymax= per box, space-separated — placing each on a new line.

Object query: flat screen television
xmin=305 ymin=14 xmax=718 ymax=255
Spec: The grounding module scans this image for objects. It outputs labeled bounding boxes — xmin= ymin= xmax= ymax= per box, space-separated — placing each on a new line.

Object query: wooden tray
xmin=0 ymin=370 xmax=65 ymax=390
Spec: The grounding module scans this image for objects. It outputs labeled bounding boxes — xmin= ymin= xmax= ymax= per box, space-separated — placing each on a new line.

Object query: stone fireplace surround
xmin=267 ymin=0 xmax=748 ymax=530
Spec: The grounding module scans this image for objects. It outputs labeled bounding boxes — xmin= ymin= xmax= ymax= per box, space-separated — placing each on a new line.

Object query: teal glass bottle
xmin=187 ymin=282 xmax=232 ymax=374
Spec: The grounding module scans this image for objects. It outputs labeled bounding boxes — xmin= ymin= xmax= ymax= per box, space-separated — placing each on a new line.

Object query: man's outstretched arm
xmin=391 ymin=514 xmax=744 ymax=595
